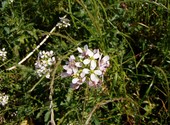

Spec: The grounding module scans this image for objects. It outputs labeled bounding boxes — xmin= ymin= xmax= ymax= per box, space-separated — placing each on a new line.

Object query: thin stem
xmin=49 ymin=59 xmax=61 ymax=125
xmin=85 ymin=98 xmax=127 ymax=125
xmin=6 ymin=24 xmax=58 ymax=71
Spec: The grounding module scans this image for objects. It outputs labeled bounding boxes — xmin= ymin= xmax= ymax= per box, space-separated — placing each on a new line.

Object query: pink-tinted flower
xmin=80 ymin=68 xmax=102 ymax=86
xmin=83 ymin=49 xmax=100 ymax=70
xmin=61 ymin=45 xmax=110 ymax=89
xmin=80 ymin=68 xmax=90 ymax=78
xmin=77 ymin=45 xmax=89 ymax=59
xmin=62 ymin=55 xmax=77 ymax=76
xmin=87 ymin=79 xmax=102 ymax=87
xmin=90 ymin=69 xmax=102 ymax=85
xmin=62 ymin=55 xmax=83 ymax=78
xmin=71 ymin=77 xmax=86 ymax=89
xmin=99 ymin=55 xmax=110 ymax=73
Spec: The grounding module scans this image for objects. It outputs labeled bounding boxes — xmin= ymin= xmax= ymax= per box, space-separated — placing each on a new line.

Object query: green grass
xmin=0 ymin=0 xmax=170 ymax=124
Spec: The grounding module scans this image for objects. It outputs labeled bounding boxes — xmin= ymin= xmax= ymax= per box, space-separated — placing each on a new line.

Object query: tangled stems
xmin=85 ymin=98 xmax=128 ymax=125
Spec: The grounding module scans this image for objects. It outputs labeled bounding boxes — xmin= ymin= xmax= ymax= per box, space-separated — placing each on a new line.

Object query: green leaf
xmin=36 ymin=109 xmax=45 ymax=119
xmin=44 ymin=110 xmax=50 ymax=122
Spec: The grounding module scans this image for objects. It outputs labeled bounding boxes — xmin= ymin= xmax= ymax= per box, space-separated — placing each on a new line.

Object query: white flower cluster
xmin=0 ymin=48 xmax=7 ymax=61
xmin=35 ymin=50 xmax=56 ymax=79
xmin=56 ymin=15 xmax=70 ymax=28
xmin=0 ymin=93 xmax=9 ymax=106
xmin=61 ymin=45 xmax=110 ymax=89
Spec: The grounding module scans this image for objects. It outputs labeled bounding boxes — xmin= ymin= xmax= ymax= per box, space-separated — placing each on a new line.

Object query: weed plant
xmin=0 ymin=0 xmax=170 ymax=124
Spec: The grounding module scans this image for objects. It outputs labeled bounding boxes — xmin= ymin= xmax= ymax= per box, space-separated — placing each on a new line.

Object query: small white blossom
xmin=35 ymin=50 xmax=56 ymax=79
xmin=62 ymin=45 xmax=110 ymax=89
xmin=77 ymin=45 xmax=89 ymax=59
xmin=83 ymin=49 xmax=100 ymax=70
xmin=56 ymin=15 xmax=70 ymax=28
xmin=81 ymin=67 xmax=102 ymax=87
xmin=0 ymin=48 xmax=7 ymax=61
xmin=0 ymin=93 xmax=9 ymax=106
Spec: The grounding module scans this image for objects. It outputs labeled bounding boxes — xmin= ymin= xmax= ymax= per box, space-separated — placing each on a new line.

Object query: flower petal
xmin=46 ymin=73 xmax=50 ymax=79
xmin=83 ymin=59 xmax=90 ymax=65
xmin=90 ymin=73 xmax=99 ymax=83
xmin=60 ymin=72 xmax=70 ymax=78
xmin=63 ymin=65 xmax=68 ymax=70
xmin=69 ymin=55 xmax=75 ymax=61
xmin=93 ymin=53 xmax=100 ymax=59
xmin=71 ymin=83 xmax=80 ymax=89
xmin=88 ymin=81 xmax=94 ymax=87
xmin=49 ymin=50 xmax=54 ymax=56
xmin=102 ymin=55 xmax=110 ymax=62
xmin=82 ymin=77 xmax=86 ymax=82
xmin=81 ymin=68 xmax=90 ymax=77
xmin=83 ymin=68 xmax=90 ymax=74
xmin=84 ymin=45 xmax=88 ymax=51
xmin=52 ymin=57 xmax=56 ymax=62
xmin=67 ymin=68 xmax=73 ymax=75
xmin=94 ymin=70 xmax=102 ymax=75
xmin=93 ymin=49 xmax=100 ymax=59
xmin=77 ymin=47 xmax=83 ymax=53
xmin=72 ymin=67 xmax=78 ymax=74
xmin=90 ymin=60 xmax=96 ymax=70
xmin=87 ymin=49 xmax=93 ymax=57
xmin=72 ymin=78 xmax=79 ymax=84
xmin=75 ymin=62 xmax=82 ymax=67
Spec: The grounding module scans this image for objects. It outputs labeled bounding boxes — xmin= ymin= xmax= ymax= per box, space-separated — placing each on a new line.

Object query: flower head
xmin=61 ymin=45 xmax=110 ymax=89
xmin=0 ymin=93 xmax=9 ymax=106
xmin=56 ymin=15 xmax=70 ymax=28
xmin=71 ymin=76 xmax=86 ymax=89
xmin=61 ymin=55 xmax=82 ymax=78
xmin=83 ymin=49 xmax=100 ymax=70
xmin=35 ymin=50 xmax=56 ymax=79
xmin=0 ymin=48 xmax=7 ymax=61
xmin=99 ymin=55 xmax=110 ymax=74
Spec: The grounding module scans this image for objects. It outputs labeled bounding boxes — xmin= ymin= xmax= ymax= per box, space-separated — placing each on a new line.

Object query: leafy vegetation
xmin=0 ymin=0 xmax=170 ymax=124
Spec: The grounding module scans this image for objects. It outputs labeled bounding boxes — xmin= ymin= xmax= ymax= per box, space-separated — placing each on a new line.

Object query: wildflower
xmin=0 ymin=48 xmax=7 ymax=61
xmin=35 ymin=50 xmax=56 ymax=79
xmin=0 ymin=93 xmax=9 ymax=106
xmin=56 ymin=15 xmax=70 ymax=28
xmin=71 ymin=77 xmax=86 ymax=89
xmin=99 ymin=55 xmax=110 ymax=74
xmin=77 ymin=45 xmax=89 ymax=59
xmin=83 ymin=49 xmax=100 ymax=70
xmin=62 ymin=45 xmax=110 ymax=89
xmin=81 ymin=67 xmax=102 ymax=87
xmin=63 ymin=55 xmax=76 ymax=75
